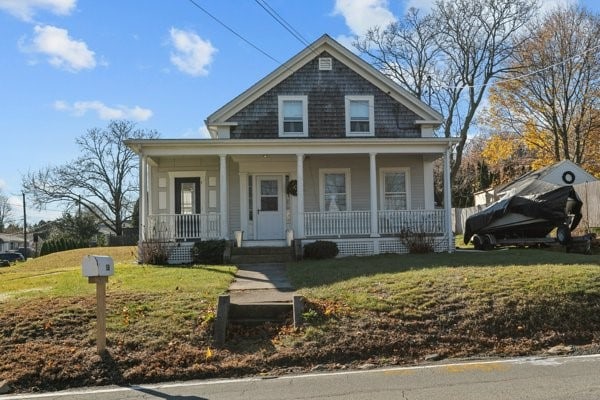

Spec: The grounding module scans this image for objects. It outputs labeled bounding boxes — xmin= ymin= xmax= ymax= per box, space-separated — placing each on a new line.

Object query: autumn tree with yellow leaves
xmin=482 ymin=5 xmax=600 ymax=179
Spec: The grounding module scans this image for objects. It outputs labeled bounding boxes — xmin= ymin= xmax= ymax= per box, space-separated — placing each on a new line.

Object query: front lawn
xmin=2 ymin=247 xmax=600 ymax=394
xmin=286 ymin=249 xmax=600 ymax=363
xmin=0 ymin=247 xmax=236 ymax=392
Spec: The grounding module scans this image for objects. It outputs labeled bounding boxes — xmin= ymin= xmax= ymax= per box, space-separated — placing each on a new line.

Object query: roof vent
xmin=318 ymin=57 xmax=332 ymax=71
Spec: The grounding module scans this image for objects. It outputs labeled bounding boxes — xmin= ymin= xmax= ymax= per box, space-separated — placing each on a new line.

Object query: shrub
xmin=192 ymin=240 xmax=227 ymax=265
xmin=139 ymin=240 xmax=170 ymax=265
xmin=303 ymin=241 xmax=339 ymax=260
xmin=397 ymin=228 xmax=434 ymax=254
xmin=39 ymin=237 xmax=87 ymax=256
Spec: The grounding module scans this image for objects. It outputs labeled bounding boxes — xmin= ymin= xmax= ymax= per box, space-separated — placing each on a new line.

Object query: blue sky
xmin=0 ymin=0 xmax=596 ymax=224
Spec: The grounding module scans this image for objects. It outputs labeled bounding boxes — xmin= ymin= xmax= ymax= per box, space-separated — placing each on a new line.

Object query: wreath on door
xmin=286 ymin=179 xmax=298 ymax=196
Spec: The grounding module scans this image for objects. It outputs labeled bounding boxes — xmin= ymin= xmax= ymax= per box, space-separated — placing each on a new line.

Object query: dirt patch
xmin=2 ymin=296 xmax=600 ymax=394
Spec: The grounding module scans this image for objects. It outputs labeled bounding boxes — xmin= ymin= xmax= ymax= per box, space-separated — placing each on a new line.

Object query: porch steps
xmin=230 ymin=246 xmax=294 ymax=264
xmin=228 ymin=302 xmax=293 ymax=324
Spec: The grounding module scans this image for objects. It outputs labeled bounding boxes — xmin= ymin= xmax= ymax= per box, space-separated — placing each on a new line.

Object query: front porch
xmin=145 ymin=209 xmax=449 ymax=259
xmin=147 ymin=209 xmax=446 ymax=241
xmin=132 ymin=138 xmax=457 ymax=261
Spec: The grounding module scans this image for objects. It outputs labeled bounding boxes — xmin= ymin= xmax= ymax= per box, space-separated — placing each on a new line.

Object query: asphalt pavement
xmin=3 ymin=354 xmax=600 ymax=400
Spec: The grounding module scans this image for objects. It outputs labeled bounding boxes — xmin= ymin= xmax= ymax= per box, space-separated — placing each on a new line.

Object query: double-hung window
xmin=345 ymin=95 xmax=374 ymax=136
xmin=320 ymin=168 xmax=351 ymax=212
xmin=278 ymin=95 xmax=308 ymax=137
xmin=380 ymin=168 xmax=410 ymax=210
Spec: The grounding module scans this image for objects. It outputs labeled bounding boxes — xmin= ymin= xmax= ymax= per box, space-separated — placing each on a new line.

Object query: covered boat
xmin=464 ymin=184 xmax=583 ymax=246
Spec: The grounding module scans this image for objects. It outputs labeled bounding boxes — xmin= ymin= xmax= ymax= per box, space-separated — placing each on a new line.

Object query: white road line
xmin=3 ymin=354 xmax=600 ymax=399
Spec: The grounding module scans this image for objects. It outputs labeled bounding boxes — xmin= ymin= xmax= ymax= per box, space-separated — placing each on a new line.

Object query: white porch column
xmin=296 ymin=154 xmax=305 ymax=239
xmin=239 ymin=172 xmax=248 ymax=237
xmin=443 ymin=146 xmax=454 ymax=252
xmin=219 ymin=155 xmax=229 ymax=239
xmin=369 ymin=152 xmax=379 ymax=238
xmin=139 ymin=153 xmax=147 ymax=244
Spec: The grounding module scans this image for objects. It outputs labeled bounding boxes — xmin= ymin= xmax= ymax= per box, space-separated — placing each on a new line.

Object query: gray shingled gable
xmin=227 ymin=51 xmax=421 ymax=139
xmin=206 ymin=35 xmax=443 ymax=137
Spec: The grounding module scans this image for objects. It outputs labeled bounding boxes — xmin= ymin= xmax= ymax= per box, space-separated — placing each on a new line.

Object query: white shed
xmin=475 ymin=160 xmax=598 ymax=206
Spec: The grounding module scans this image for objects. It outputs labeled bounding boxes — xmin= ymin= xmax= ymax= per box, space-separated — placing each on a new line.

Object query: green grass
xmin=288 ymin=249 xmax=600 ymax=315
xmin=0 ymin=247 xmax=236 ymax=346
xmin=0 ymin=247 xmax=235 ymax=303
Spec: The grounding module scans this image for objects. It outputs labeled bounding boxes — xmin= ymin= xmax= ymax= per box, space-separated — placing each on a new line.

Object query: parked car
xmin=17 ymin=247 xmax=36 ymax=259
xmin=0 ymin=259 xmax=9 ymax=267
xmin=0 ymin=252 xmax=25 ymax=264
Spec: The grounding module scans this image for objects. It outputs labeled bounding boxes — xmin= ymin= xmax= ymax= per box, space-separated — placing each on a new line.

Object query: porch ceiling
xmin=126 ymin=137 xmax=459 ymax=157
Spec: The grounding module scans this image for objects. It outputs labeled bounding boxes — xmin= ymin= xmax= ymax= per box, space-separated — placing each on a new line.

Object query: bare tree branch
xmin=22 ymin=120 xmax=158 ymax=235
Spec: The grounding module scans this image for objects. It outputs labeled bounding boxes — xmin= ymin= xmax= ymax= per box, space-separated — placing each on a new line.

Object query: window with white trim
xmin=345 ymin=95 xmax=374 ymax=136
xmin=380 ymin=168 xmax=410 ymax=210
xmin=319 ymin=168 xmax=351 ymax=211
xmin=278 ymin=95 xmax=308 ymax=137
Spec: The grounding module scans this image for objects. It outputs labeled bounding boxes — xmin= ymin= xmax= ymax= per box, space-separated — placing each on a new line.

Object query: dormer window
xmin=345 ymin=95 xmax=374 ymax=136
xmin=278 ymin=95 xmax=308 ymax=137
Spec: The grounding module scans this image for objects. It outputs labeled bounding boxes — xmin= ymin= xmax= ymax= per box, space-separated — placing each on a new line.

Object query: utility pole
xmin=22 ymin=192 xmax=27 ymax=260
xmin=427 ymin=75 xmax=432 ymax=107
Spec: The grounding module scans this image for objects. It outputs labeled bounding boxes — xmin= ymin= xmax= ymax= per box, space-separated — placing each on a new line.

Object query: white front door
xmin=256 ymin=176 xmax=284 ymax=240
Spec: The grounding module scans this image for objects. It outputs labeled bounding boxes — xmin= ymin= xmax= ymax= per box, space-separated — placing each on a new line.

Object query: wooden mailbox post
xmin=82 ymin=255 xmax=114 ymax=354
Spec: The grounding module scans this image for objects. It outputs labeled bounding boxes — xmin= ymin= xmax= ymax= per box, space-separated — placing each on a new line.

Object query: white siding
xmin=303 ymin=154 xmax=426 ymax=212
xmin=151 ymin=156 xmax=219 ymax=215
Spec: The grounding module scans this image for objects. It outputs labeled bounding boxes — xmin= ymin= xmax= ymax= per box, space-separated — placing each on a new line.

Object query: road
xmin=3 ymin=354 xmax=600 ymax=400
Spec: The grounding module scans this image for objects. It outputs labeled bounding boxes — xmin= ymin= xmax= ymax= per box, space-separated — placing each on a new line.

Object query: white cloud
xmin=169 ymin=27 xmax=217 ymax=77
xmin=21 ymin=25 xmax=96 ymax=72
xmin=0 ymin=0 xmax=75 ymax=21
xmin=0 ymin=178 xmax=6 ymax=191
xmin=539 ymin=0 xmax=577 ymax=14
xmin=335 ymin=34 xmax=358 ymax=51
xmin=54 ymin=100 xmax=153 ymax=121
xmin=404 ymin=0 xmax=435 ymax=13
xmin=334 ymin=0 xmax=397 ymax=36
xmin=198 ymin=125 xmax=211 ymax=138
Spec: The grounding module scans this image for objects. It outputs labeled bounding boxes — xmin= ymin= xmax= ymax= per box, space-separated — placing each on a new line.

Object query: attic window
xmin=278 ymin=95 xmax=308 ymax=137
xmin=318 ymin=57 xmax=332 ymax=71
xmin=345 ymin=95 xmax=374 ymax=136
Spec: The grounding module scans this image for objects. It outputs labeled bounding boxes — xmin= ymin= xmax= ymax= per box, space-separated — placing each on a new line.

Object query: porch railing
xmin=304 ymin=209 xmax=446 ymax=238
xmin=146 ymin=214 xmax=221 ymax=241
xmin=304 ymin=210 xmax=371 ymax=237
xmin=377 ymin=209 xmax=445 ymax=235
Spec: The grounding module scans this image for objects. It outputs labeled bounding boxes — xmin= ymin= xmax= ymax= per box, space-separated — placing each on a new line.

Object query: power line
xmin=429 ymin=42 xmax=600 ymax=90
xmin=185 ymin=0 xmax=281 ymax=64
xmin=253 ymin=0 xmax=310 ymax=47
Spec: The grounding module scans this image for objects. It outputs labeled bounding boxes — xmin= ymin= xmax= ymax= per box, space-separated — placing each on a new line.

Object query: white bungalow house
xmin=0 ymin=233 xmax=25 ymax=252
xmin=126 ymin=34 xmax=458 ymax=263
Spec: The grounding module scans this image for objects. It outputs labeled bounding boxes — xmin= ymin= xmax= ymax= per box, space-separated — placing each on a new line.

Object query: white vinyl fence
xmin=453 ymin=180 xmax=600 ymax=235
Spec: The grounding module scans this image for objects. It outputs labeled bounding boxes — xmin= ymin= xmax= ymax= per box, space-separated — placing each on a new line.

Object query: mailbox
xmin=82 ymin=255 xmax=114 ymax=277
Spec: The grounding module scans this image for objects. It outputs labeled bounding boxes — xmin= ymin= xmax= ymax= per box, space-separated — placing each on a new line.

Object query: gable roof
xmin=205 ymin=34 xmax=443 ymax=134
xmin=497 ymin=160 xmax=597 ymax=196
xmin=0 ymin=233 xmax=24 ymax=244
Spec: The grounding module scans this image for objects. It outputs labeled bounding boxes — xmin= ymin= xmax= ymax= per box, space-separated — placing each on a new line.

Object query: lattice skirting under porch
xmin=167 ymin=242 xmax=194 ymax=264
xmin=304 ymin=236 xmax=453 ymax=257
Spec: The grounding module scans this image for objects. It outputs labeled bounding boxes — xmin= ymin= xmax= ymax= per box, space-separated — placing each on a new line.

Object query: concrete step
xmin=231 ymin=246 xmax=293 ymax=256
xmin=229 ymin=302 xmax=292 ymax=322
xmin=230 ymin=254 xmax=293 ymax=264
xmin=230 ymin=246 xmax=294 ymax=264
